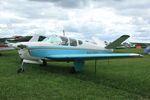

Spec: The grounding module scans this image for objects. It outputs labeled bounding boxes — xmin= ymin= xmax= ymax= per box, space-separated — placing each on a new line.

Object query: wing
xmin=46 ymin=53 xmax=142 ymax=60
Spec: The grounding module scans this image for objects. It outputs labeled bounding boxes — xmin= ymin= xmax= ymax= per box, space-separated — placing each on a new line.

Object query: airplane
xmin=0 ymin=47 xmax=14 ymax=51
xmin=13 ymin=34 xmax=142 ymax=73
xmin=7 ymin=35 xmax=45 ymax=43
xmin=130 ymin=42 xmax=150 ymax=54
xmin=0 ymin=41 xmax=14 ymax=53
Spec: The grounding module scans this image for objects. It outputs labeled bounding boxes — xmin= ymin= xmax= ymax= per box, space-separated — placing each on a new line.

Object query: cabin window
xmin=78 ymin=40 xmax=83 ymax=45
xmin=60 ymin=36 xmax=68 ymax=46
xmin=69 ymin=38 xmax=77 ymax=46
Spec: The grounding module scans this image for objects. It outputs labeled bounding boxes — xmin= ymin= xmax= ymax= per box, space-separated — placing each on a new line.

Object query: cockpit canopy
xmin=43 ymin=35 xmax=83 ymax=46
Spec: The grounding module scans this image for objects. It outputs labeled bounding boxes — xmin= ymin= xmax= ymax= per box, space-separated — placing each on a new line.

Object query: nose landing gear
xmin=17 ymin=61 xmax=25 ymax=73
xmin=17 ymin=59 xmax=43 ymax=73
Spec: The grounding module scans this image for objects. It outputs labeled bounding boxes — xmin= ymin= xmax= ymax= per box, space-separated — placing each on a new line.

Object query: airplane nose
xmin=12 ymin=44 xmax=28 ymax=49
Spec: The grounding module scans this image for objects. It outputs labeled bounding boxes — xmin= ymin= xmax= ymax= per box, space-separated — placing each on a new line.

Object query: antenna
xmin=63 ymin=30 xmax=65 ymax=36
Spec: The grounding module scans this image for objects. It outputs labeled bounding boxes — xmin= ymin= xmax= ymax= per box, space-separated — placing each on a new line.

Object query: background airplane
xmin=0 ymin=35 xmax=45 ymax=55
xmin=13 ymin=34 xmax=142 ymax=73
xmin=130 ymin=42 xmax=150 ymax=54
xmin=0 ymin=39 xmax=14 ymax=53
xmin=7 ymin=35 xmax=45 ymax=43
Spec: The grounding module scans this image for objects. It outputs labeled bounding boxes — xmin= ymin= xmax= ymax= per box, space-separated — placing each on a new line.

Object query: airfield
xmin=0 ymin=48 xmax=150 ymax=100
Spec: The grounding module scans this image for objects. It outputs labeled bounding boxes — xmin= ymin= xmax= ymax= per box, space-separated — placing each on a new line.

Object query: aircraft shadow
xmin=30 ymin=63 xmax=101 ymax=85
xmin=31 ymin=63 xmax=150 ymax=98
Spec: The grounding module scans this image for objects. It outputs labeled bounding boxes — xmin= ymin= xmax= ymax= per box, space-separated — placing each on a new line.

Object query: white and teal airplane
xmin=14 ymin=34 xmax=142 ymax=73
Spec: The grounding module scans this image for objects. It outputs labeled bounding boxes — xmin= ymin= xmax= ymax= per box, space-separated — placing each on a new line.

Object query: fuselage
xmin=16 ymin=35 xmax=113 ymax=61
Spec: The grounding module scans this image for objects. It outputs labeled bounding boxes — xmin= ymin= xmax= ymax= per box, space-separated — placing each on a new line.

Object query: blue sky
xmin=0 ymin=0 xmax=150 ymax=42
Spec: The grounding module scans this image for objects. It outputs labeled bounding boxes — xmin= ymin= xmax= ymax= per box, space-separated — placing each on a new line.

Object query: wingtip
xmin=139 ymin=54 xmax=143 ymax=57
xmin=122 ymin=35 xmax=130 ymax=37
xmin=130 ymin=53 xmax=143 ymax=57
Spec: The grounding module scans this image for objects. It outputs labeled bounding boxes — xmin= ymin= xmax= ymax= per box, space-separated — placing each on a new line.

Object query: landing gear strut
xmin=70 ymin=67 xmax=77 ymax=73
xmin=40 ymin=59 xmax=47 ymax=66
xmin=17 ymin=61 xmax=25 ymax=73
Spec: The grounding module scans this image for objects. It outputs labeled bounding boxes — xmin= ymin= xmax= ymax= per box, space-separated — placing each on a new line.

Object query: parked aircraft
xmin=130 ymin=42 xmax=150 ymax=54
xmin=0 ymin=35 xmax=44 ymax=54
xmin=14 ymin=34 xmax=142 ymax=73
xmin=0 ymin=41 xmax=14 ymax=52
xmin=7 ymin=35 xmax=46 ymax=43
xmin=0 ymin=47 xmax=14 ymax=51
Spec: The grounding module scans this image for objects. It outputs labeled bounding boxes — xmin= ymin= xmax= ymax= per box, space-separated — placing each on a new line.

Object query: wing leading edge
xmin=46 ymin=53 xmax=142 ymax=59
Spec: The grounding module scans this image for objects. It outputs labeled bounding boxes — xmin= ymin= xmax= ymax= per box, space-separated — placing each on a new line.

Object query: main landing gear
xmin=40 ymin=59 xmax=47 ymax=66
xmin=70 ymin=60 xmax=85 ymax=73
xmin=70 ymin=59 xmax=97 ymax=74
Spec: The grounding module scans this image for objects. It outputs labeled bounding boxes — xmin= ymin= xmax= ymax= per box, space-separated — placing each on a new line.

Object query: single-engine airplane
xmin=14 ymin=34 xmax=142 ymax=73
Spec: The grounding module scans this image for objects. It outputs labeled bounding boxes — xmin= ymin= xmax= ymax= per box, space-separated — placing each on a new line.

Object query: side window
xmin=69 ymin=38 xmax=77 ymax=46
xmin=78 ymin=40 xmax=83 ymax=45
xmin=60 ymin=36 xmax=68 ymax=46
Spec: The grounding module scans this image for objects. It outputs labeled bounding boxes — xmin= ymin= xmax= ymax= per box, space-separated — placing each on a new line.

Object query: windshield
xmin=43 ymin=35 xmax=60 ymax=43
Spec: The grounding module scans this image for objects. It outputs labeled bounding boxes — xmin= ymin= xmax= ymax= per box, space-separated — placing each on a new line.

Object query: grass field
xmin=0 ymin=48 xmax=150 ymax=100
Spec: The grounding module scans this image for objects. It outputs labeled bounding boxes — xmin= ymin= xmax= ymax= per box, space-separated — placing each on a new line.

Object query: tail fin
xmin=105 ymin=35 xmax=130 ymax=49
xmin=29 ymin=34 xmax=40 ymax=42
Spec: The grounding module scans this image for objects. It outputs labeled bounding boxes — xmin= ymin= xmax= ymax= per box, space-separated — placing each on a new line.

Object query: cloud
xmin=1 ymin=0 xmax=69 ymax=20
xmin=0 ymin=0 xmax=150 ymax=42
xmin=29 ymin=0 xmax=89 ymax=8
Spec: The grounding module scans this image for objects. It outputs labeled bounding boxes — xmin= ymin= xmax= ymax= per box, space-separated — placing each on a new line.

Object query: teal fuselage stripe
xmin=28 ymin=46 xmax=112 ymax=58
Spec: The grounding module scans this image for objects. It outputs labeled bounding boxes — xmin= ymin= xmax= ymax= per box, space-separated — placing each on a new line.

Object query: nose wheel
xmin=17 ymin=68 xmax=24 ymax=73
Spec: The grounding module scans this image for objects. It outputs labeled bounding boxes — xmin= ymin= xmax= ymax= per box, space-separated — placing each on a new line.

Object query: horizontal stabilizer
xmin=105 ymin=35 xmax=130 ymax=49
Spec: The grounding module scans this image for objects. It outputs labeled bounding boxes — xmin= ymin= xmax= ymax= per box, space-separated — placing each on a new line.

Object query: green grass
xmin=0 ymin=48 xmax=150 ymax=100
